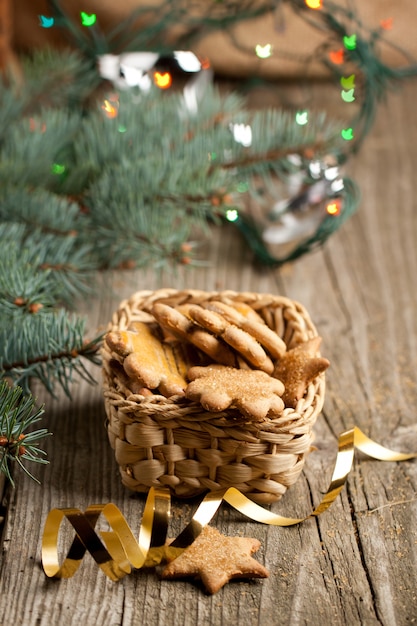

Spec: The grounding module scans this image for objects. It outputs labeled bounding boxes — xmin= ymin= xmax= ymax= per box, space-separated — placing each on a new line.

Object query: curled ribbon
xmin=42 ymin=426 xmax=416 ymax=581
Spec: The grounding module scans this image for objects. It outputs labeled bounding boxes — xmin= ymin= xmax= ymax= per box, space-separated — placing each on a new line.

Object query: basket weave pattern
xmin=102 ymin=289 xmax=326 ymax=504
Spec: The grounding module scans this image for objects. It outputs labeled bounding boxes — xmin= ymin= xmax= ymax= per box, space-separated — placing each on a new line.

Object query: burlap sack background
xmin=12 ymin=1 xmax=417 ymax=78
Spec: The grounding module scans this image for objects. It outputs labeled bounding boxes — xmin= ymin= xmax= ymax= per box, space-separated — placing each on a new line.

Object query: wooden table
xmin=1 ymin=79 xmax=417 ymax=626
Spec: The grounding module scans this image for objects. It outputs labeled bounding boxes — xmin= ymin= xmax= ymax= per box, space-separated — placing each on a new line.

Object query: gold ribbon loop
xmin=42 ymin=488 xmax=172 ymax=579
xmin=42 ymin=426 xmax=417 ymax=580
xmin=42 ymin=505 xmax=122 ymax=580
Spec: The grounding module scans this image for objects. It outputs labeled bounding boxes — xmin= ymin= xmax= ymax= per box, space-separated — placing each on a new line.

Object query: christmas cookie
xmin=161 ymin=525 xmax=269 ymax=594
xmin=151 ymin=302 xmax=237 ymax=366
xmin=220 ymin=299 xmax=265 ymax=323
xmin=187 ymin=304 xmax=274 ymax=373
xmin=203 ymin=300 xmax=287 ymax=359
xmin=105 ymin=322 xmax=188 ymax=397
xmin=107 ymin=358 xmax=153 ymax=396
xmin=185 ymin=365 xmax=285 ymax=421
xmin=273 ymin=336 xmax=330 ymax=408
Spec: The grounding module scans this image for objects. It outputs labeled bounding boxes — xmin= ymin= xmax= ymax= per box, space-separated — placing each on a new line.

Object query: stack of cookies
xmin=102 ymin=289 xmax=329 ymax=503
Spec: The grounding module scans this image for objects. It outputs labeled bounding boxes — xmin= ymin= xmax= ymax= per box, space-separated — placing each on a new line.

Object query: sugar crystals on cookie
xmin=161 ymin=525 xmax=269 ymax=594
xmin=186 ymin=364 xmax=285 ymax=421
xmin=272 ymin=337 xmax=330 ymax=408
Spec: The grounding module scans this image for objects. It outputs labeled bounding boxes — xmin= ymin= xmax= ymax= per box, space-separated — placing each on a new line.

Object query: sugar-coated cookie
xmin=186 ymin=364 xmax=285 ymax=421
xmin=273 ymin=336 xmax=330 ymax=407
xmin=161 ymin=525 xmax=269 ymax=594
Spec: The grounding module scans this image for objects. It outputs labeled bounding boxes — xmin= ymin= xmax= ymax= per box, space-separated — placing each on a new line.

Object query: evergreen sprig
xmin=0 ymin=381 xmax=50 ymax=485
xmin=0 ymin=308 xmax=102 ymax=396
xmin=0 ymin=59 xmax=348 ymax=271
xmin=21 ymin=47 xmax=101 ymax=109
xmin=0 ymin=222 xmax=96 ymax=305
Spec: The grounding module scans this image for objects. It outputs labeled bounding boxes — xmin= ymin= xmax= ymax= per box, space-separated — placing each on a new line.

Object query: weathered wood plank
xmin=0 ymin=79 xmax=417 ymax=626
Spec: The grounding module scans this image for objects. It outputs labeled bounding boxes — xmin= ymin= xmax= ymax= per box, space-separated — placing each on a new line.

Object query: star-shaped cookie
xmin=273 ymin=336 xmax=330 ymax=408
xmin=161 ymin=525 xmax=269 ymax=594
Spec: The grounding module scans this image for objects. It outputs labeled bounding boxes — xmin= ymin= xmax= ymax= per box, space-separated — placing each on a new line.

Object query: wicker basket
xmin=102 ymin=289 xmax=326 ymax=504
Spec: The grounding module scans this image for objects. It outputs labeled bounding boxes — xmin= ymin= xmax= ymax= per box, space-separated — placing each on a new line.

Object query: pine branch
xmin=1 ymin=67 xmax=346 ymax=272
xmin=0 ymin=307 xmax=102 ymax=396
xmin=20 ymin=48 xmax=101 ymax=111
xmin=0 ymin=381 xmax=50 ymax=485
xmin=0 ymin=186 xmax=85 ymax=235
xmin=0 ymin=243 xmax=57 ymax=310
xmin=0 ymin=223 xmax=97 ymax=305
xmin=0 ymin=108 xmax=82 ymax=188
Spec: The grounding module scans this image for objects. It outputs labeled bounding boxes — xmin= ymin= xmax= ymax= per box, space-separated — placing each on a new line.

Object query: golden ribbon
xmin=42 ymin=426 xmax=416 ymax=581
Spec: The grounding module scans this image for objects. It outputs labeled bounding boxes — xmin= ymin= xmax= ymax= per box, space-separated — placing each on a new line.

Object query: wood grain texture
xmin=1 ymin=80 xmax=417 ymax=626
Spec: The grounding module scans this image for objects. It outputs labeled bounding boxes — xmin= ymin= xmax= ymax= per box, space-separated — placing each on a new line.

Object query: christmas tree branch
xmin=0 ymin=309 xmax=102 ymax=396
xmin=0 ymin=381 xmax=50 ymax=486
